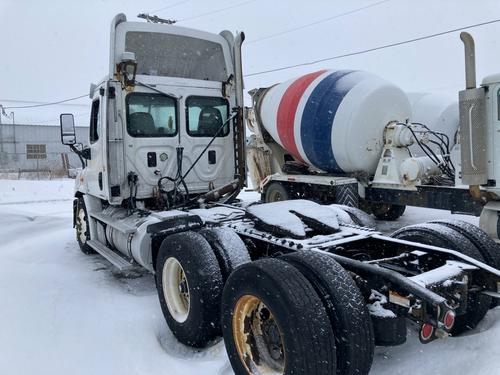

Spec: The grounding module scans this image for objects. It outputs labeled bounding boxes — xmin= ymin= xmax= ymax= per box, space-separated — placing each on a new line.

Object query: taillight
xmin=443 ymin=310 xmax=455 ymax=330
xmin=420 ymin=323 xmax=434 ymax=342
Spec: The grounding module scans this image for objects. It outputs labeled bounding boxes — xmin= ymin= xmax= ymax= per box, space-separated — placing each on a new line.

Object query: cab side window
xmin=90 ymin=99 xmax=100 ymax=143
xmin=186 ymin=96 xmax=229 ymax=137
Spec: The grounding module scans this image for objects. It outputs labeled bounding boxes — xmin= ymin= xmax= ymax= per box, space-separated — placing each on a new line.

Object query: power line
xmin=150 ymin=0 xmax=191 ymax=15
xmin=244 ymin=17 xmax=500 ymax=78
xmin=246 ymin=0 xmax=391 ymax=45
xmin=34 ymin=112 xmax=90 ymax=125
xmin=178 ymin=0 xmax=257 ymax=22
xmin=2 ymin=94 xmax=88 ymax=109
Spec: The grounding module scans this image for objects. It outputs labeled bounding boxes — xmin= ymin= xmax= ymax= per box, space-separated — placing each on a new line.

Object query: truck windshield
xmin=126 ymin=93 xmax=177 ymax=137
xmin=125 ymin=31 xmax=228 ymax=81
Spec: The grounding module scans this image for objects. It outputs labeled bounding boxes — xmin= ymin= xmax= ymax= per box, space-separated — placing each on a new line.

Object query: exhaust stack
xmin=458 ymin=32 xmax=488 ymax=190
xmin=460 ymin=32 xmax=477 ymax=89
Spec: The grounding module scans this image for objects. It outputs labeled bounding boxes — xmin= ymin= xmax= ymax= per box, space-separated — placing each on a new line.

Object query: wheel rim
xmin=162 ymin=257 xmax=190 ymax=323
xmin=233 ymin=295 xmax=285 ymax=375
xmin=76 ymin=207 xmax=88 ymax=244
xmin=268 ymin=190 xmax=283 ymax=202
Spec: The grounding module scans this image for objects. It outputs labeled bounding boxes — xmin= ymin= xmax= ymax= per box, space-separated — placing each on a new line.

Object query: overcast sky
xmin=1 ymin=0 xmax=500 ymax=124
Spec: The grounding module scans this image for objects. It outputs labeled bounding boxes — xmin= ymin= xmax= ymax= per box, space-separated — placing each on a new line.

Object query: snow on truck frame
xmin=59 ymin=14 xmax=500 ymax=375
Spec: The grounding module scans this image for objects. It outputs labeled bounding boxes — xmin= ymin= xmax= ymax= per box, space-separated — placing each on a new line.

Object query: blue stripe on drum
xmin=299 ymin=70 xmax=359 ymax=173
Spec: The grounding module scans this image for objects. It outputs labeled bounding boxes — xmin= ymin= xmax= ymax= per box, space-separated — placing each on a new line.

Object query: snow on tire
xmin=222 ymin=258 xmax=336 ymax=375
xmin=391 ymin=222 xmax=492 ymax=334
xmin=280 ymin=251 xmax=375 ymax=375
xmin=156 ymin=231 xmax=223 ymax=348
xmin=198 ymin=227 xmax=251 ymax=282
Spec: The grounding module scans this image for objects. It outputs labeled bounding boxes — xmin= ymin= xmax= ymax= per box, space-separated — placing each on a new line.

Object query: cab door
xmin=85 ymin=91 xmax=108 ymax=199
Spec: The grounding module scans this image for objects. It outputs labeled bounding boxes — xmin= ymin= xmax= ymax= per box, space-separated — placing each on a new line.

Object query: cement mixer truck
xmin=59 ymin=15 xmax=500 ymax=375
xmin=248 ymin=32 xmax=500 ymax=240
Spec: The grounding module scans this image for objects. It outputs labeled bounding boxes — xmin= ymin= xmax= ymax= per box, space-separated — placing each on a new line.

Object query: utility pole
xmin=11 ymin=111 xmax=16 ymax=154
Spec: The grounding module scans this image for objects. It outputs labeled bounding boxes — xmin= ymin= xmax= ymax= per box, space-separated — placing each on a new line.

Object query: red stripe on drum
xmin=277 ymin=70 xmax=326 ymax=161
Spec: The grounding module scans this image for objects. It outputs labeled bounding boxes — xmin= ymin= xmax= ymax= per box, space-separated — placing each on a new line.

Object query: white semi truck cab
xmin=59 ymin=16 xmax=500 ymax=375
xmin=63 ymin=13 xmax=245 ymax=207
xmin=60 ymin=13 xmax=246 ymax=270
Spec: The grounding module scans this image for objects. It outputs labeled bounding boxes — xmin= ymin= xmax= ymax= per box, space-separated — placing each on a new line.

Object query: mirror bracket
xmin=80 ymin=148 xmax=91 ymax=160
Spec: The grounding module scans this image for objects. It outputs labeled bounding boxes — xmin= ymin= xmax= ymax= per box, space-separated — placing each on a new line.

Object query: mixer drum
xmin=258 ymin=69 xmax=412 ymax=174
xmin=407 ymin=92 xmax=459 ymax=157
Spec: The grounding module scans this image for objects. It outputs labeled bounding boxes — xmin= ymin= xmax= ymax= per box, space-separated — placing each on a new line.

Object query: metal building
xmin=0 ymin=123 xmax=89 ymax=177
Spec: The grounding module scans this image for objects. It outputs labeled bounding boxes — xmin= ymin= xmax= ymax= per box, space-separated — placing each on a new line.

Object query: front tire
xmin=156 ymin=231 xmax=224 ymax=347
xmin=222 ymin=258 xmax=336 ymax=375
xmin=75 ymin=197 xmax=95 ymax=255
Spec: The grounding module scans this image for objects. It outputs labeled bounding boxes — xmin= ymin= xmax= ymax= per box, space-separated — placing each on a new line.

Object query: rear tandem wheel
xmin=222 ymin=258 xmax=337 ymax=375
xmin=155 ymin=227 xmax=250 ymax=348
xmin=430 ymin=219 xmax=500 ymax=308
xmin=391 ymin=222 xmax=492 ymax=334
xmin=280 ymin=251 xmax=375 ymax=375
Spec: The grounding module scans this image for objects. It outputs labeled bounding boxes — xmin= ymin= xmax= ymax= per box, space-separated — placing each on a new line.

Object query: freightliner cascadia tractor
xmin=248 ymin=32 xmax=500 ymax=239
xmin=60 ymin=14 xmax=500 ymax=375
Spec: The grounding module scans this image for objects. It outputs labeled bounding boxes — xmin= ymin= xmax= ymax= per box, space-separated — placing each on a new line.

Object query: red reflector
xmin=421 ymin=323 xmax=434 ymax=341
xmin=443 ymin=311 xmax=455 ymax=330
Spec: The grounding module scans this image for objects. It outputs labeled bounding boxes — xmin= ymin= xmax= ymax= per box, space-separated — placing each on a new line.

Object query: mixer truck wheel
xmin=198 ymin=227 xmax=251 ymax=282
xmin=429 ymin=219 xmax=500 ymax=309
xmin=263 ymin=182 xmax=290 ymax=203
xmin=222 ymin=258 xmax=336 ymax=375
xmin=280 ymin=251 xmax=374 ymax=375
xmin=156 ymin=231 xmax=224 ymax=348
xmin=391 ymin=223 xmax=492 ymax=334
xmin=75 ymin=197 xmax=96 ymax=255
xmin=371 ymin=203 xmax=406 ymax=221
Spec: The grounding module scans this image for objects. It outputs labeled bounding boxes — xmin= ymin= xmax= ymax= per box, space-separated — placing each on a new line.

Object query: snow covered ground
xmin=0 ymin=179 xmax=499 ymax=375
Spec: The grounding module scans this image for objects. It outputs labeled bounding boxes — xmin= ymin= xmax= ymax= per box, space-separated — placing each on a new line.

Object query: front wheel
xmin=75 ymin=197 xmax=96 ymax=255
xmin=222 ymin=258 xmax=336 ymax=375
